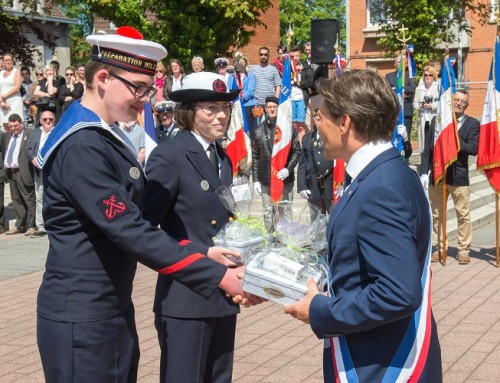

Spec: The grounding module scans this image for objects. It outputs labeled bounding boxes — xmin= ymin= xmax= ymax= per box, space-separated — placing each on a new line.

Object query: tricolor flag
xmin=433 ymin=58 xmax=459 ymax=184
xmin=477 ymin=37 xmax=500 ymax=193
xmin=332 ymin=53 xmax=347 ymax=75
xmin=392 ymin=53 xmax=405 ymax=155
xmin=144 ymin=101 xmax=157 ymax=164
xmin=270 ymin=56 xmax=293 ymax=203
xmin=333 ymin=159 xmax=345 ymax=205
xmin=406 ymin=44 xmax=417 ymax=79
xmin=226 ymin=74 xmax=252 ymax=176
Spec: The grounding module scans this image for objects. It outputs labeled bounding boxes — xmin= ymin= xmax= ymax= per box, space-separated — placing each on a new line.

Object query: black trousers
xmin=155 ymin=314 xmax=237 ymax=383
xmin=37 ymin=307 xmax=139 ymax=383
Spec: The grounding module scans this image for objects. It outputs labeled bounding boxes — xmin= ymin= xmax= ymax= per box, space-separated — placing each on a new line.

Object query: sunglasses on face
xmin=42 ymin=118 xmax=54 ymax=122
xmin=65 ymin=73 xmax=74 ymax=76
xmin=36 ymin=73 xmax=43 ymax=76
xmin=259 ymin=53 xmax=269 ymax=57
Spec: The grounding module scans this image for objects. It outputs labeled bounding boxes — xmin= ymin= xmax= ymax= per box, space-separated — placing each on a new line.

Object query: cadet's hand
xmin=397 ymin=124 xmax=408 ymax=141
xmin=277 ymin=168 xmax=290 ymax=180
xmin=232 ymin=292 xmax=267 ymax=308
xmin=283 ymin=278 xmax=320 ymax=324
xmin=207 ymin=246 xmax=238 ymax=267
xmin=218 ymin=266 xmax=245 ymax=297
xmin=299 ymin=190 xmax=311 ymax=199
xmin=253 ymin=181 xmax=262 ymax=195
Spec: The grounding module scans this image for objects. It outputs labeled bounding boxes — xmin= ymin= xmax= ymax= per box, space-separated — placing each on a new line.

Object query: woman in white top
xmin=413 ymin=66 xmax=440 ymax=153
xmin=0 ymin=52 xmax=23 ymax=130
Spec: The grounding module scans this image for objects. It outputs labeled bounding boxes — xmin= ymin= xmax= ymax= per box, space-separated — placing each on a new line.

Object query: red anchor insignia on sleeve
xmin=98 ymin=191 xmax=129 ymax=222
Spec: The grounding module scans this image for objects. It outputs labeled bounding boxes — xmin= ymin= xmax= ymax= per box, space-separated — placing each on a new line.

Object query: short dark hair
xmin=8 ymin=113 xmax=22 ymax=123
xmin=175 ymin=103 xmax=197 ymax=131
xmin=20 ymin=66 xmax=30 ymax=73
xmin=84 ymin=60 xmax=124 ymax=90
xmin=259 ymin=47 xmax=269 ymax=53
xmin=318 ymin=70 xmax=398 ymax=142
xmin=291 ymin=45 xmax=301 ymax=52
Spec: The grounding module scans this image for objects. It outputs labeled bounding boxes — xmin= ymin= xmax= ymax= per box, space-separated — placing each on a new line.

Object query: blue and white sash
xmin=328 ymin=209 xmax=434 ymax=383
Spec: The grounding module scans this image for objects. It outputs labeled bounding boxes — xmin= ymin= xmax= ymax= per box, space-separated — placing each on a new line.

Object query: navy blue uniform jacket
xmin=309 ymin=148 xmax=442 ymax=382
xmin=37 ymin=102 xmax=226 ymax=322
xmin=143 ymin=130 xmax=239 ymax=318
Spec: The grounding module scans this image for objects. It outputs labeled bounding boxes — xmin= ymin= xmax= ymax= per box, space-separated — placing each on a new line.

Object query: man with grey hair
xmin=191 ymin=56 xmax=204 ymax=73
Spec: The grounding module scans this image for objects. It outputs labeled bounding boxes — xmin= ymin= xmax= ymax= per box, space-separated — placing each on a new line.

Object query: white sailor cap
xmin=86 ymin=26 xmax=168 ymax=76
xmin=214 ymin=57 xmax=229 ymax=67
xmin=154 ymin=100 xmax=176 ymax=113
xmin=168 ymin=72 xmax=240 ymax=103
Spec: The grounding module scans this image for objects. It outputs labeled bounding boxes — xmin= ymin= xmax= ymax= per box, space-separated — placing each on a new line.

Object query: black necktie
xmin=207 ymin=144 xmax=218 ymax=175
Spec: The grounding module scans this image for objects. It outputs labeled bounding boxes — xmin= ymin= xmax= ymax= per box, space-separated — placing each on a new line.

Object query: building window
xmin=490 ymin=0 xmax=499 ymax=23
xmin=367 ymin=0 xmax=385 ymax=27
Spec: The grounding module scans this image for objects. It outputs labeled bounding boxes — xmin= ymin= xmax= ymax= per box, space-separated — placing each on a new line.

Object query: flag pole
xmin=496 ymin=195 xmax=499 ymax=267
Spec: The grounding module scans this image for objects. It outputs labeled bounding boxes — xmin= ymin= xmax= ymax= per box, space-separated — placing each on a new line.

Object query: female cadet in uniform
xmin=143 ymin=72 xmax=256 ymax=382
xmin=35 ymin=28 xmax=253 ymax=383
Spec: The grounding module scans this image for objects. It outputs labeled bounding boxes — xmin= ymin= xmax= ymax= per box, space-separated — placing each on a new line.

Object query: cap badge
xmin=213 ymin=79 xmax=227 ymax=93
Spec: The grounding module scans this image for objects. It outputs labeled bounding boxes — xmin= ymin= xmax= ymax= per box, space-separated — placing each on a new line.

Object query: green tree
xmin=55 ymin=0 xmax=273 ymax=70
xmin=279 ymin=0 xmax=345 ymax=49
xmin=372 ymin=0 xmax=490 ymax=66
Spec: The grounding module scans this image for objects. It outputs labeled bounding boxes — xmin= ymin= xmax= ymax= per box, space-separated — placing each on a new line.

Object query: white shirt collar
xmin=346 ymin=140 xmax=392 ymax=181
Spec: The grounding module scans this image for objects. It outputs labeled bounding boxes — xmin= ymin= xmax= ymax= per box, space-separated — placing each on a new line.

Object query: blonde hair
xmin=423 ymin=66 xmax=437 ymax=80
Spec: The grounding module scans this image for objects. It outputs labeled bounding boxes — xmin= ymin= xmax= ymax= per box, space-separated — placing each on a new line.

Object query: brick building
xmin=346 ymin=0 xmax=498 ymax=117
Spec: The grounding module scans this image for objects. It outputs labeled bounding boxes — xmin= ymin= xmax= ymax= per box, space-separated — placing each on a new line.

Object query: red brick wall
xmin=237 ymin=0 xmax=281 ymax=67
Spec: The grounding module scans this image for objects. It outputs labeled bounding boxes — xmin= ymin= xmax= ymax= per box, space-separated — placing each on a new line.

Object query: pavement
xmin=0 ymin=198 xmax=499 ymax=382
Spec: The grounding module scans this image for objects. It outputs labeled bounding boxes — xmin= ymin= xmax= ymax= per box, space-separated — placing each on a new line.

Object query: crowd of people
xmin=4 ymin=30 xmax=485 ymax=382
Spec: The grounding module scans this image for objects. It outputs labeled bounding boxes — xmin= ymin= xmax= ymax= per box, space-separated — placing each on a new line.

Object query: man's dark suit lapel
xmin=327 ymin=148 xmax=401 ymax=253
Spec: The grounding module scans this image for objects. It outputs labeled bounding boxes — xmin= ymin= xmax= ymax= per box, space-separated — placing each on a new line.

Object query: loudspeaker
xmin=311 ymin=19 xmax=340 ymax=64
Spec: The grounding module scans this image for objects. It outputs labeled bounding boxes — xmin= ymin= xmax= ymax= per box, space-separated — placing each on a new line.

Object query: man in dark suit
xmin=385 ymin=54 xmax=416 ymax=161
xmin=284 ymin=70 xmax=442 ymax=382
xmin=143 ymin=72 xmax=263 ymax=382
xmin=3 ymin=113 xmax=36 ymax=235
xmin=420 ymin=89 xmax=479 ymax=264
xmin=252 ymin=96 xmax=301 ymax=232
xmin=25 ymin=110 xmax=55 ymax=237
xmin=297 ymin=123 xmax=334 ymax=221
xmin=153 ymin=100 xmax=179 ymax=143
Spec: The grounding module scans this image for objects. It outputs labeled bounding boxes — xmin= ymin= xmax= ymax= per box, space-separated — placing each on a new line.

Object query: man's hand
xmin=283 ymin=278 xmax=320 ymax=324
xmin=277 ymin=168 xmax=290 ymax=180
xmin=299 ymin=190 xmax=311 ymax=200
xmin=207 ymin=246 xmax=238 ymax=267
xmin=253 ymin=181 xmax=262 ymax=196
xmin=397 ymin=124 xmax=408 ymax=141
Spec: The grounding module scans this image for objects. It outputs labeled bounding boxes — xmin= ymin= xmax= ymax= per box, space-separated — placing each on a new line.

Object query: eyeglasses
xmin=194 ymin=104 xmax=231 ymax=116
xmin=265 ymin=106 xmax=278 ymax=110
xmin=36 ymin=73 xmax=43 ymax=77
xmin=42 ymin=118 xmax=54 ymax=122
xmin=109 ymin=73 xmax=156 ymax=99
xmin=259 ymin=53 xmax=269 ymax=57
xmin=65 ymin=73 xmax=74 ymax=76
xmin=423 ymin=74 xmax=432 ymax=77
xmin=156 ymin=70 xmax=164 ymax=73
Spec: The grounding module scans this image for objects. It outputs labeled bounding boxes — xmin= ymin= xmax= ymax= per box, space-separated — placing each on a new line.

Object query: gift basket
xmin=243 ymin=212 xmax=330 ymax=305
xmin=214 ymin=177 xmax=268 ymax=265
